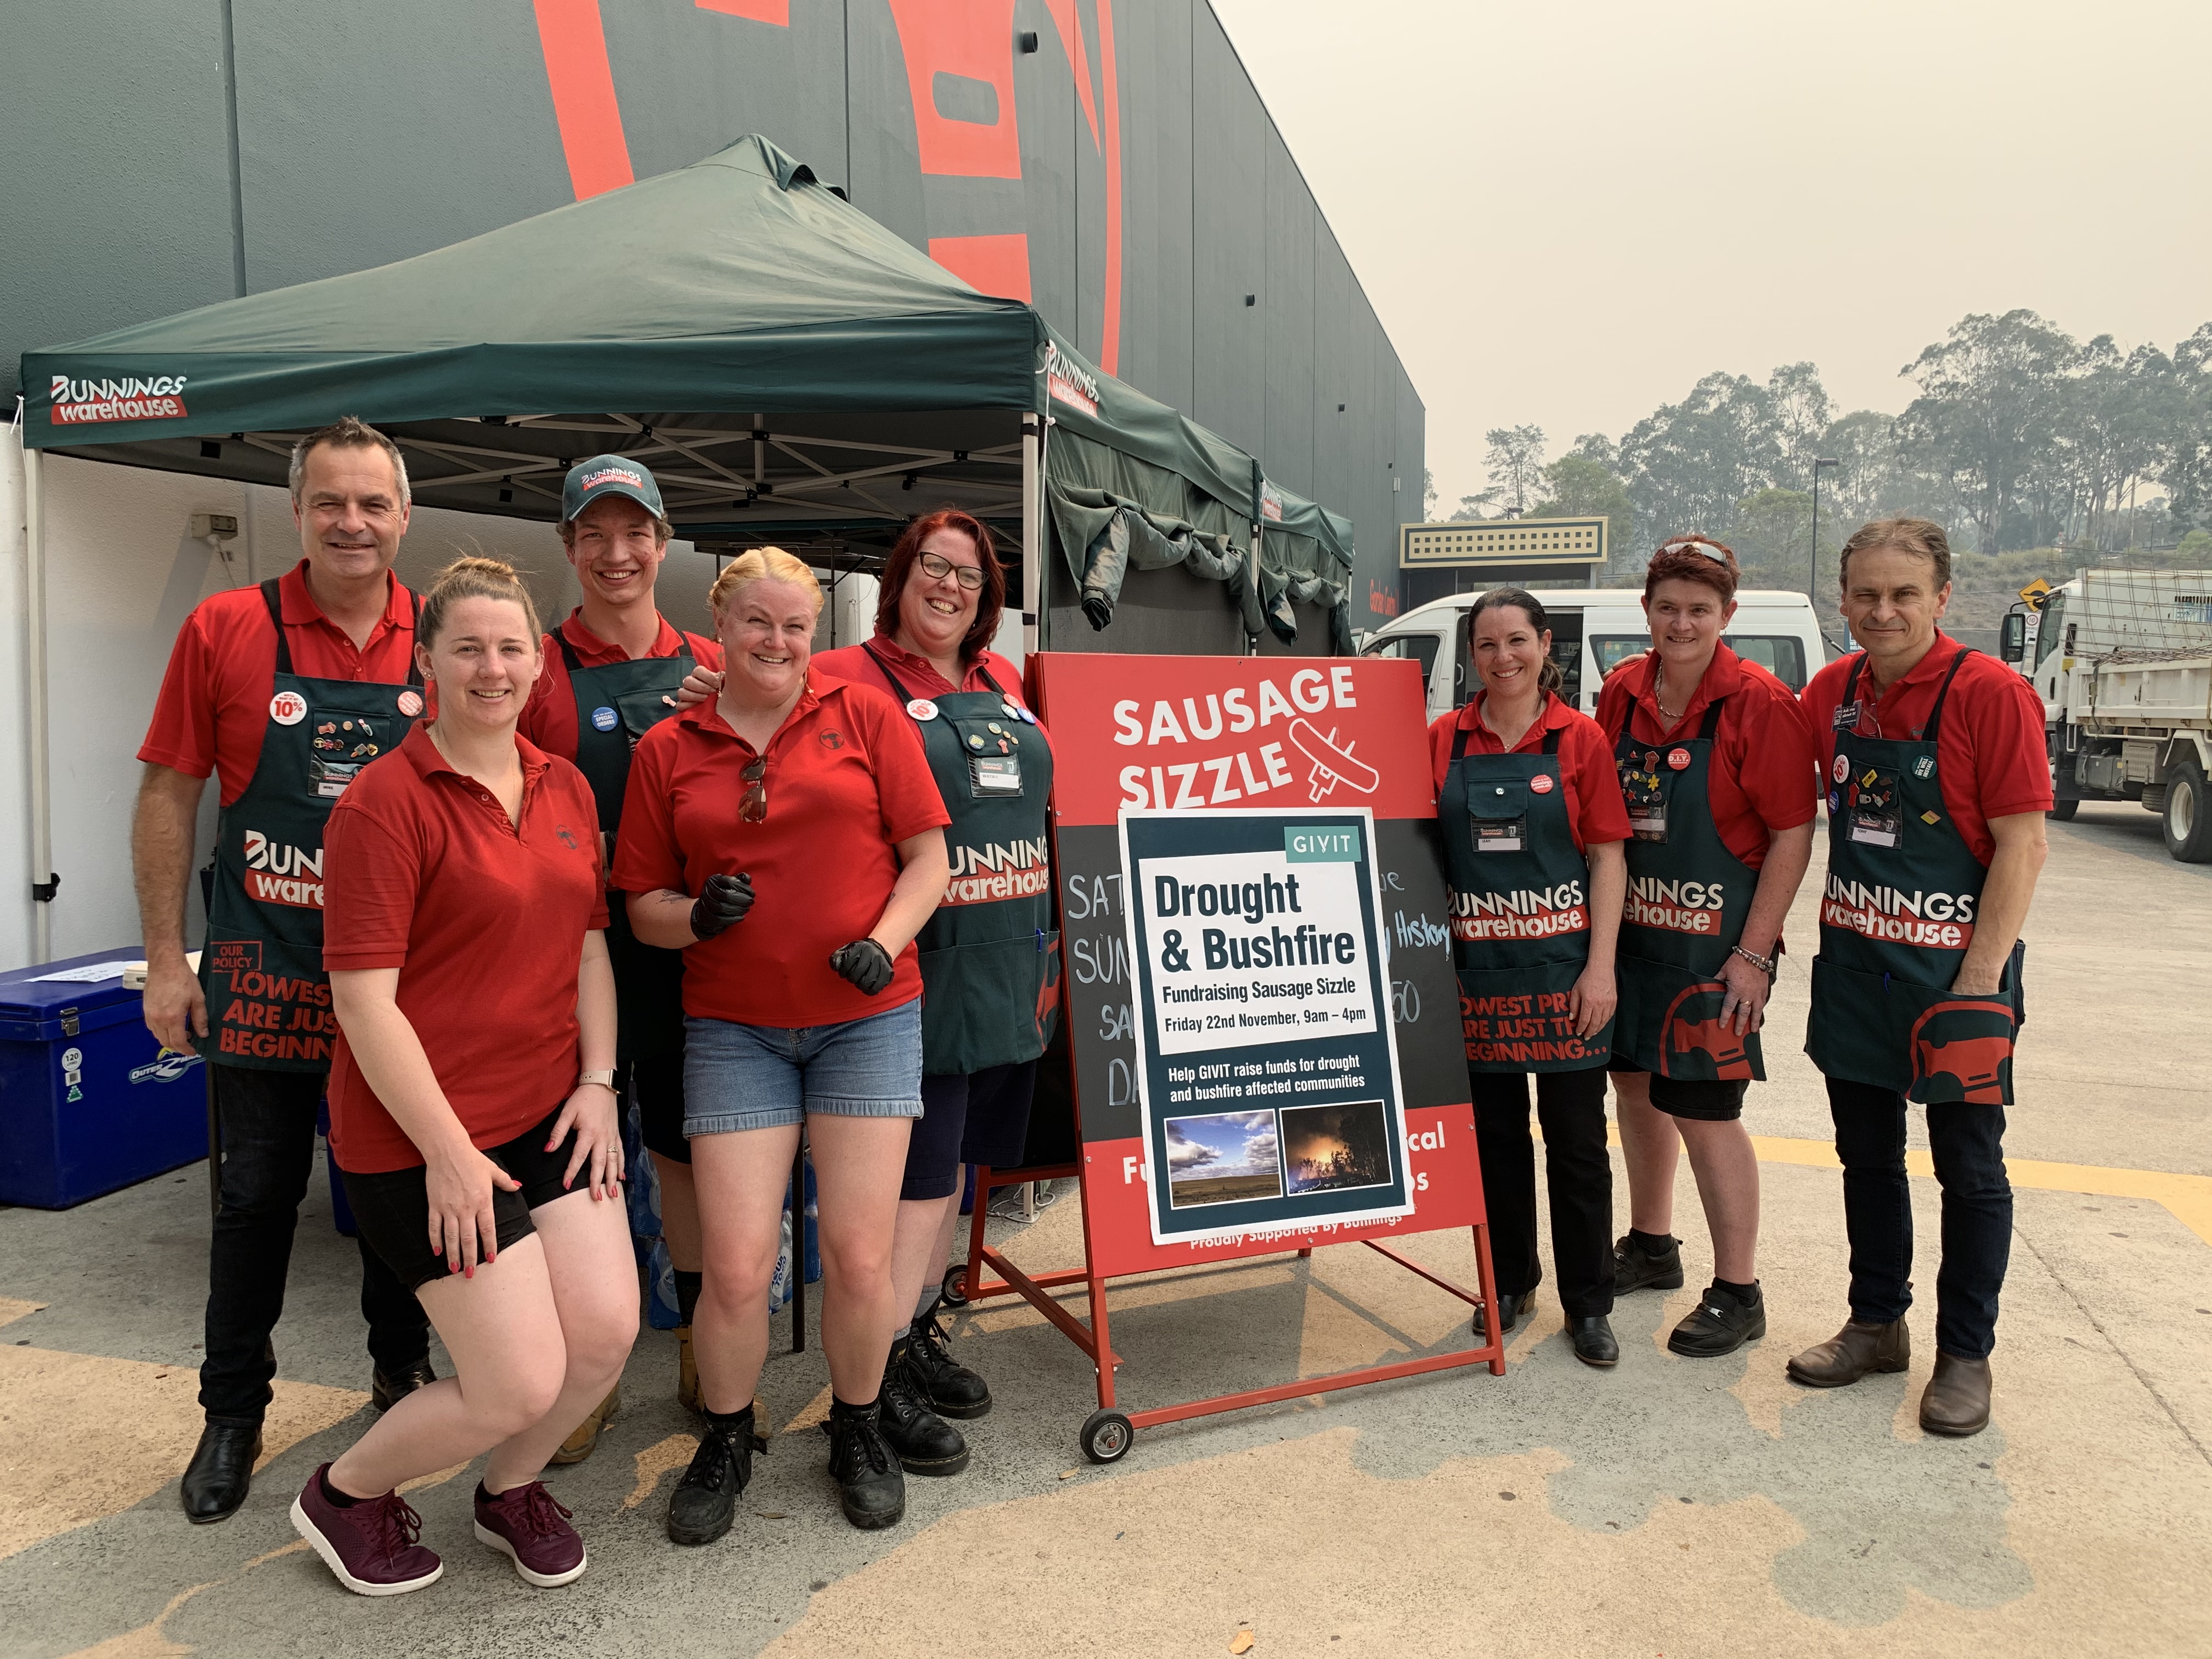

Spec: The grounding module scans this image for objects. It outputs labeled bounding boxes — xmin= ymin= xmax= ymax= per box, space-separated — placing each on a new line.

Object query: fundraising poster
xmin=1121 ymin=808 xmax=1412 ymax=1244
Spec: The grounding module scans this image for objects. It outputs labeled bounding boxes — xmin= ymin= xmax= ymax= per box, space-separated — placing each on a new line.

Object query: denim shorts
xmin=683 ymin=1000 xmax=924 ymax=1137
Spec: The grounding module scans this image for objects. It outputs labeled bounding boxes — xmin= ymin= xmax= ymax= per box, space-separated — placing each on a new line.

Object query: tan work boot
xmin=548 ymin=1385 xmax=620 ymax=1466
xmin=1918 ymin=1352 xmax=1992 ymax=1437
xmin=1786 ymin=1317 xmax=1910 ymax=1387
xmin=675 ymin=1325 xmax=701 ymax=1413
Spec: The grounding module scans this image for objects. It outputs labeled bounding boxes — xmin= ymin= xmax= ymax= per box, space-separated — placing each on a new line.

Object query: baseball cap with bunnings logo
xmin=562 ymin=454 xmax=664 ymax=523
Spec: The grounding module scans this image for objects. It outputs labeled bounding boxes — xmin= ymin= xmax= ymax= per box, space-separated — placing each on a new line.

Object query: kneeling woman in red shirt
xmin=294 ymin=557 xmax=636 ymax=1598
xmin=614 ymin=549 xmax=950 ymax=1541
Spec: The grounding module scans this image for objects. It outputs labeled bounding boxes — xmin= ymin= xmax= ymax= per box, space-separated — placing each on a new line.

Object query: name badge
xmin=1848 ymin=767 xmax=1903 ymax=848
xmin=1628 ymin=805 xmax=1668 ymax=843
xmin=971 ymin=754 xmax=1023 ymax=796
xmin=1472 ymin=815 xmax=1525 ymax=853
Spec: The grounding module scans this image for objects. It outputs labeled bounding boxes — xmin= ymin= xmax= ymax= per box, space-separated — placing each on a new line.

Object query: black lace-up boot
xmin=904 ymin=1296 xmax=991 ymax=1419
xmin=878 ymin=1337 xmax=970 ymax=1475
xmin=823 ymin=1396 xmax=905 ymax=1529
xmin=666 ymin=1404 xmax=766 ymax=1546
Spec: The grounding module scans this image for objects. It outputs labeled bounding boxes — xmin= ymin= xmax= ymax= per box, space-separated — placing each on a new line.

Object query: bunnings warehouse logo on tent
xmin=1044 ymin=342 xmax=1099 ymax=416
xmin=48 ymin=373 xmax=189 ymax=424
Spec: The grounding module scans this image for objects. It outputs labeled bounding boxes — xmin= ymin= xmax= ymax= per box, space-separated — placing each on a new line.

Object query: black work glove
xmin=690 ymin=872 xmax=754 ymax=941
xmin=828 ymin=938 xmax=895 ymax=995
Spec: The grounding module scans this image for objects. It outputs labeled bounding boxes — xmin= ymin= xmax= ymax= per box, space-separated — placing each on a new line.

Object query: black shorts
xmin=631 ymin=1049 xmax=690 ymax=1165
xmin=339 ymin=1105 xmax=584 ymax=1291
xmin=1606 ymin=1064 xmax=1750 ymax=1123
xmin=901 ymin=1061 xmax=1040 ymax=1201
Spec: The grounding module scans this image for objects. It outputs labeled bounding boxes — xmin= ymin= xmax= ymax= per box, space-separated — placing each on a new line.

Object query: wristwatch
xmin=579 ymin=1069 xmax=617 ymax=1091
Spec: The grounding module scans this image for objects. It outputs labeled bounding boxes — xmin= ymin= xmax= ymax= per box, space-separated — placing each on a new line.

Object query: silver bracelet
xmin=1730 ymin=944 xmax=1776 ymax=977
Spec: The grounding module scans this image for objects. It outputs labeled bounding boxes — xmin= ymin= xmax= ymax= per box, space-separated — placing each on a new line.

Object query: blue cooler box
xmin=0 ymin=946 xmax=210 ymax=1207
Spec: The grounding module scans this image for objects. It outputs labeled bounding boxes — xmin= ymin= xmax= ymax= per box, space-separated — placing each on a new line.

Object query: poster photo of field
xmin=1164 ymin=1110 xmax=1284 ymax=1209
xmin=1280 ymin=1100 xmax=1393 ymax=1196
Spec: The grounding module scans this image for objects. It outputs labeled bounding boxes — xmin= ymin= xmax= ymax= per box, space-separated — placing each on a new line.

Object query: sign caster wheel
xmin=1080 ymin=1409 xmax=1133 ymax=1464
xmin=941 ymin=1264 xmax=970 ymax=1307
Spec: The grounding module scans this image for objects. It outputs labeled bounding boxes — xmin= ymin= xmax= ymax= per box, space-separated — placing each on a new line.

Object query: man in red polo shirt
xmin=1788 ymin=517 xmax=2051 ymax=1439
xmin=517 ymin=456 xmax=721 ymax=1455
xmin=132 ymin=416 xmax=433 ymax=1525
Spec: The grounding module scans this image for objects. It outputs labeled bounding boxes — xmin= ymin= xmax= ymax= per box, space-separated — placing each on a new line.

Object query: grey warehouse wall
xmin=0 ymin=0 xmax=1420 ymax=633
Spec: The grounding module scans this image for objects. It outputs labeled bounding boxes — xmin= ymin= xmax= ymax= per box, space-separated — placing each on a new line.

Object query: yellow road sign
xmin=2018 ymin=578 xmax=2053 ymax=608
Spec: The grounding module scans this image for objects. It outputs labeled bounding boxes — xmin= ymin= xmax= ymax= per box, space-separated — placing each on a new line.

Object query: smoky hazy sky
xmin=1212 ymin=0 xmax=2212 ymax=512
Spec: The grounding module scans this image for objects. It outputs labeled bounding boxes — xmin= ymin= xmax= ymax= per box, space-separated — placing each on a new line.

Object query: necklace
xmin=1654 ymin=665 xmax=1682 ymax=724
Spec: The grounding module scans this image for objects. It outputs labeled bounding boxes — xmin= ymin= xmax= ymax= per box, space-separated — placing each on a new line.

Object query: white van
xmin=1360 ymin=588 xmax=1837 ymax=723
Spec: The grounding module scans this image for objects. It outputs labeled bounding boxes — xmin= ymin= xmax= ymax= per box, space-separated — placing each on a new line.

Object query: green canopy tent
xmin=20 ymin=133 xmax=1347 ymax=654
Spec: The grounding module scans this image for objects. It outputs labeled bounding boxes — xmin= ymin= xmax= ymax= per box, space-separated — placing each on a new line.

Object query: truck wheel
xmin=2165 ymin=758 xmax=2212 ymax=863
xmin=2047 ymin=799 xmax=2079 ymax=822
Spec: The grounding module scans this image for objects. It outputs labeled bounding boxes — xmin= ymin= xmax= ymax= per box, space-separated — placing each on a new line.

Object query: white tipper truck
xmin=2001 ymin=568 xmax=2212 ymax=862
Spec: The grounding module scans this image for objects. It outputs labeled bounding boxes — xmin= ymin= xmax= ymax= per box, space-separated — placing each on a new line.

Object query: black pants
xmin=200 ymin=1063 xmax=430 ymax=1424
xmin=1826 ymin=1076 xmax=2012 ymax=1359
xmin=1471 ymin=1064 xmax=1615 ymax=1318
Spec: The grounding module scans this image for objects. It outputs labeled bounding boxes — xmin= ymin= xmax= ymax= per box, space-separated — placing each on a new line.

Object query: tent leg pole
xmin=1020 ymin=414 xmax=1042 ymax=659
xmin=23 ymin=442 xmax=54 ymax=964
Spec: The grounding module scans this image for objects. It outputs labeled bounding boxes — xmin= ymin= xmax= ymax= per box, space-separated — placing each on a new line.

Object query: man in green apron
xmin=1791 ymin=518 xmax=2052 ymax=1438
xmin=132 ymin=417 xmax=433 ymax=1523
xmin=521 ymin=456 xmax=721 ymax=1462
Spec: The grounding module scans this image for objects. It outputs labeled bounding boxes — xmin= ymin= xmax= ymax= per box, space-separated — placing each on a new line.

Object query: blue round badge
xmin=591 ymin=706 xmax=620 ymax=732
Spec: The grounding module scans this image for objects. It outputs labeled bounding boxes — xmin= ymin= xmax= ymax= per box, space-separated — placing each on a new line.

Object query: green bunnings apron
xmin=1807 ymin=650 xmax=2022 ymax=1105
xmin=1610 ymin=697 xmax=1765 ymax=1082
xmin=557 ymin=627 xmax=699 ymax=1063
xmin=1441 ymin=714 xmax=1613 ymax=1073
xmin=866 ymin=646 xmax=1059 ymax=1076
xmin=199 ymin=578 xmax=422 ymax=1071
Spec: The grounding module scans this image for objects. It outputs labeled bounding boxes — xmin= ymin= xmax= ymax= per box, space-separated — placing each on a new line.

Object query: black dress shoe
xmin=371 ymin=1361 xmax=438 ymax=1413
xmin=180 ymin=1421 xmax=263 ymax=1523
xmin=1472 ymin=1283 xmax=1539 ymax=1342
xmin=1613 ymin=1233 xmax=1685 ymax=1294
xmin=1668 ymin=1282 xmax=1767 ymax=1358
xmin=1567 ymin=1315 xmax=1619 ymax=1368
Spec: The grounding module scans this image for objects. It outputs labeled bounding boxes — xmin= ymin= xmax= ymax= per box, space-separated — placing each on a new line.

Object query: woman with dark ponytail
xmin=1429 ymin=587 xmax=1631 ymax=1366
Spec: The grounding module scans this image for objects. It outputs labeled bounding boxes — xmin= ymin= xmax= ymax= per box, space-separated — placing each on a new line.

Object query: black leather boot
xmin=371 ymin=1360 xmax=438 ymax=1413
xmin=823 ymin=1397 xmax=905 ymax=1530
xmin=180 ymin=1421 xmax=263 ymax=1523
xmin=904 ymin=1298 xmax=991 ymax=1419
xmin=666 ymin=1404 xmax=766 ymax=1547
xmin=878 ymin=1338 xmax=970 ymax=1475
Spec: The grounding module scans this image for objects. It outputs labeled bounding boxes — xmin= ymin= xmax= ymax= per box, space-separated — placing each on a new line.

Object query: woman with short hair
xmin=815 ymin=508 xmax=1056 ymax=1479
xmin=1594 ymin=537 xmax=1818 ymax=1358
xmin=294 ymin=556 xmax=637 ymax=1597
xmin=615 ymin=548 xmax=950 ymax=1539
xmin=1434 ymin=588 xmax=1630 ymax=1365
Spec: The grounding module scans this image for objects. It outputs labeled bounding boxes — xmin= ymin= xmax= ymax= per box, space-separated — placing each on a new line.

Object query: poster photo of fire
xmin=1279 ymin=1101 xmax=1393 ymax=1196
xmin=1165 ymin=1111 xmax=1285 ymax=1209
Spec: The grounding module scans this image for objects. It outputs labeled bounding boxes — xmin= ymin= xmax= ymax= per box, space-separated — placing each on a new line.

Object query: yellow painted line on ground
xmin=1746 ymin=1134 xmax=2212 ymax=1250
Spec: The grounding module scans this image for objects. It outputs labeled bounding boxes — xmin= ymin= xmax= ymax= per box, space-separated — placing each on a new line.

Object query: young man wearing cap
xmin=1790 ymin=517 xmax=2050 ymax=1438
xmin=519 ymin=456 xmax=721 ymax=1461
xmin=133 ymin=416 xmax=435 ymax=1524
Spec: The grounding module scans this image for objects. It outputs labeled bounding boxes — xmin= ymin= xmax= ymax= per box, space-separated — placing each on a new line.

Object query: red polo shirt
xmin=321 ymin=725 xmax=609 ymax=1173
xmin=138 ymin=560 xmax=418 ymax=806
xmin=1427 ymin=691 xmax=1632 ymax=854
xmin=1803 ymin=631 xmax=2051 ymax=867
xmin=816 ymin=635 xmax=1028 ymax=708
xmin=518 ymin=610 xmax=724 ymax=763
xmin=1592 ymin=642 xmax=1820 ymax=869
xmin=611 ymin=669 xmax=952 ymax=1028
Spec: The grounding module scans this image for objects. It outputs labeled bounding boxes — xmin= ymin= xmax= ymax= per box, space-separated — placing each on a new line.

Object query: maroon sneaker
xmin=290 ymin=1464 xmax=442 ymax=1596
xmin=473 ymin=1480 xmax=586 ymax=1587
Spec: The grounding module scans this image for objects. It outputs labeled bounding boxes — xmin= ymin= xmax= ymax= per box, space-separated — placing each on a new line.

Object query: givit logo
xmin=242 ymin=830 xmax=324 ymax=910
xmin=49 ymin=373 xmax=189 ymax=425
xmin=1044 ymin=340 xmax=1100 ymax=416
xmin=1820 ymin=874 xmax=1976 ymax=950
xmin=1624 ymin=876 xmax=1727 ymax=935
xmin=945 ymin=836 xmax=1051 ymax=906
xmin=1449 ymin=881 xmax=1588 ymax=941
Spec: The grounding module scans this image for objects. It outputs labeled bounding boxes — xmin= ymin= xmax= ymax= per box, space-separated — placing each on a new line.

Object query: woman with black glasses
xmin=817 ymin=509 xmax=1056 ymax=1480
xmin=613 ymin=548 xmax=950 ymax=1541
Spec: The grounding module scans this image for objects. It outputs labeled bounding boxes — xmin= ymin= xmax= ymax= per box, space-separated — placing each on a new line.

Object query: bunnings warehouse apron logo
xmin=1044 ymin=341 xmax=1099 ymax=416
xmin=945 ymin=836 xmax=1051 ymax=906
xmin=1820 ymin=874 xmax=1976 ymax=948
xmin=1624 ymin=876 xmax=1727 ymax=935
xmin=243 ymin=830 xmax=324 ymax=909
xmin=49 ymin=373 xmax=189 ymax=425
xmin=1449 ymin=882 xmax=1589 ymax=941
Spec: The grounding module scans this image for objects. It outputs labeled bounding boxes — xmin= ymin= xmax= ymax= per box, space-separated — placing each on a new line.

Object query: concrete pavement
xmin=2 ymin=797 xmax=2207 ymax=1658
